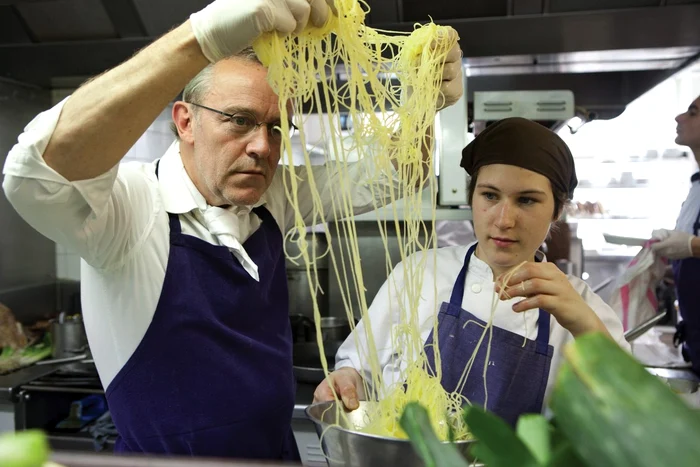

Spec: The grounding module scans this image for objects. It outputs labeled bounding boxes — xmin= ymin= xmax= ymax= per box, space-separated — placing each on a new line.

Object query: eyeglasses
xmin=188 ymin=103 xmax=298 ymax=142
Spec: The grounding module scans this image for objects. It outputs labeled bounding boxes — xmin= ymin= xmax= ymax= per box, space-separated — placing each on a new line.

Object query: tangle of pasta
xmin=252 ymin=0 xmax=525 ymax=443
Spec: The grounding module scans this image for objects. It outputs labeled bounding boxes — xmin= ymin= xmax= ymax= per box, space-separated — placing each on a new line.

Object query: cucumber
xmin=0 ymin=430 xmax=50 ymax=467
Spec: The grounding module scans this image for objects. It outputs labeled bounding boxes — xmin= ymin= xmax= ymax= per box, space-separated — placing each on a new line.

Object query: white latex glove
xmin=190 ymin=0 xmax=333 ymax=63
xmin=651 ymin=228 xmax=694 ymax=260
xmin=436 ymin=28 xmax=464 ymax=110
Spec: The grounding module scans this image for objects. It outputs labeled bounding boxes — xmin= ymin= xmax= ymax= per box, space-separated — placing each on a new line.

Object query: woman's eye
xmin=482 ymin=192 xmax=497 ymax=200
xmin=519 ymin=197 xmax=536 ymax=205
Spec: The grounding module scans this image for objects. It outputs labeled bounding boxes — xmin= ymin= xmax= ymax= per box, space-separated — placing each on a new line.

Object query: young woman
xmin=313 ymin=117 xmax=629 ymax=425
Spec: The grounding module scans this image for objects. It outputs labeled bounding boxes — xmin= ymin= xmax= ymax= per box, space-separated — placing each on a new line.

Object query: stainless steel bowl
xmin=305 ymin=401 xmax=476 ymax=467
xmin=646 ymin=367 xmax=700 ymax=394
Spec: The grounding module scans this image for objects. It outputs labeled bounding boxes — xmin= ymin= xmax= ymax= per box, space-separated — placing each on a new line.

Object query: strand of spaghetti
xmin=253 ymin=0 xmax=466 ymax=441
xmin=453 ymin=261 xmax=528 ymax=397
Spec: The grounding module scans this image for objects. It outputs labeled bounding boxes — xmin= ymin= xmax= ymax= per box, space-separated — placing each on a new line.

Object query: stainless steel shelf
xmin=351 ymin=206 xmax=473 ymax=222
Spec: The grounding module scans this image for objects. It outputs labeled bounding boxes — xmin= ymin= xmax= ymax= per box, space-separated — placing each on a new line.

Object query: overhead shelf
xmin=350 ymin=206 xmax=473 ymax=222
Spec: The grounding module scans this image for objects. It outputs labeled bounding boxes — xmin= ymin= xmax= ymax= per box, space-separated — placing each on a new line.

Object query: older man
xmin=2 ymin=0 xmax=463 ymax=461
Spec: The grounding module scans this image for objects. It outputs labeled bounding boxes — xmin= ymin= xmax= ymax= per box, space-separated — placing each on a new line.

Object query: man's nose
xmin=246 ymin=125 xmax=273 ymax=159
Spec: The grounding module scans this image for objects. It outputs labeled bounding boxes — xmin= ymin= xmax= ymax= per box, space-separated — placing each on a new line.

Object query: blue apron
xmin=424 ymin=244 xmax=554 ymax=426
xmin=673 ymin=175 xmax=700 ymax=375
xmin=105 ymin=164 xmax=298 ymax=460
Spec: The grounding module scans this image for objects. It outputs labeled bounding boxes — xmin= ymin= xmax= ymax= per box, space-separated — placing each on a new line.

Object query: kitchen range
xmin=0 ymin=303 xmax=328 ymax=465
xmin=0 ymin=345 xmax=327 ymax=465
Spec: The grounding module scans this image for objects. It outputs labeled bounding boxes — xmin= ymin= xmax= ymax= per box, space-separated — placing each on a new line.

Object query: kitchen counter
xmin=52 ymin=452 xmax=297 ymax=467
xmin=0 ymin=364 xmax=319 ymax=410
xmin=0 ymin=364 xmax=62 ymax=401
xmin=294 ymin=383 xmax=316 ymax=419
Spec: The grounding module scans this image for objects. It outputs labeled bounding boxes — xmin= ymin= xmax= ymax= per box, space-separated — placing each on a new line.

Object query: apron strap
xmin=535 ymin=310 xmax=551 ymax=355
xmin=691 ymin=172 xmax=700 ymax=235
xmin=252 ymin=205 xmax=274 ymax=224
xmin=167 ymin=213 xmax=182 ymax=235
xmin=450 ymin=243 xmax=550 ymax=353
xmin=449 ymin=243 xmax=477 ymax=306
xmin=533 ymin=252 xmax=551 ymax=355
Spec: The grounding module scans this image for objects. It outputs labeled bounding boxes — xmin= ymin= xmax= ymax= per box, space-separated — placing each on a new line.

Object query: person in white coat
xmin=1 ymin=0 xmax=464 ymax=461
xmin=651 ymin=95 xmax=700 ymax=375
xmin=313 ymin=117 xmax=629 ymax=425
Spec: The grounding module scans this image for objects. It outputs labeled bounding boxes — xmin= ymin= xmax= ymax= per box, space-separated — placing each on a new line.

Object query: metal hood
xmin=1 ymin=0 xmax=699 ymax=119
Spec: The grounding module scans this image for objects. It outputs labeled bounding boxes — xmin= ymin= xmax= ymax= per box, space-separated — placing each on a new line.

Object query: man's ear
xmin=172 ymin=102 xmax=195 ymax=144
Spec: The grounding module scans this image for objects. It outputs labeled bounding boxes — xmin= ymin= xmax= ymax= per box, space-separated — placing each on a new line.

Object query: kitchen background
xmin=42 ymin=60 xmax=700 ymax=308
xmin=1 ymin=0 xmax=700 ymax=464
xmin=1 ymin=0 xmax=699 ymax=322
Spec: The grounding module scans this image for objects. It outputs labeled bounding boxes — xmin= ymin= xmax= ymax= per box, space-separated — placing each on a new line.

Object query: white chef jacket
xmin=335 ymin=243 xmax=630 ymax=407
xmin=2 ymin=98 xmax=404 ymax=389
xmin=675 ymin=173 xmax=700 ymax=234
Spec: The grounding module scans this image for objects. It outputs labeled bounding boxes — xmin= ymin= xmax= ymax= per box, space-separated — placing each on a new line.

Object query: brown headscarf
xmin=460 ymin=117 xmax=578 ymax=199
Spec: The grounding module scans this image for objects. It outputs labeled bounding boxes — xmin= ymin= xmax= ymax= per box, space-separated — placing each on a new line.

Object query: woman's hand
xmin=495 ymin=262 xmax=610 ymax=338
xmin=313 ymin=367 xmax=366 ymax=411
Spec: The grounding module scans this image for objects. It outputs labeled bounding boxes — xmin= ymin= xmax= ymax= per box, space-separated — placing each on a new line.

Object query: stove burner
xmin=27 ymin=373 xmax=102 ymax=390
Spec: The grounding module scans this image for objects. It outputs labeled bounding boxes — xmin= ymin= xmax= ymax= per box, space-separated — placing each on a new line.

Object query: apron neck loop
xmin=449 ymin=243 xmax=477 ymax=306
xmin=534 ymin=311 xmax=551 ymax=355
xmin=451 ymin=243 xmax=550 ymax=353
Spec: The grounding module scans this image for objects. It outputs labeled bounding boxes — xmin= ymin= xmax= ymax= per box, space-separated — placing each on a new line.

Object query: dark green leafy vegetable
xmin=399 ymin=402 xmax=470 ymax=467
xmin=399 ymin=332 xmax=700 ymax=467
xmin=550 ymin=333 xmax=700 ymax=467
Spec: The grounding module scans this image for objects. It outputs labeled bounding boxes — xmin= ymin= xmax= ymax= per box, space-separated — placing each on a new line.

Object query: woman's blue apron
xmin=424 ymin=244 xmax=554 ymax=426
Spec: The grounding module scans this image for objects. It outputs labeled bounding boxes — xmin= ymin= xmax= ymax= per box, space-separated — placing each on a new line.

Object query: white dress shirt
xmin=2 ymin=98 xmax=403 ymax=389
xmin=335 ymin=243 xmax=630 ymax=408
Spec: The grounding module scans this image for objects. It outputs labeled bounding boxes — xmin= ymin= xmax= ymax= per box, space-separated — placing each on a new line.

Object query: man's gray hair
xmin=170 ymin=47 xmax=263 ymax=138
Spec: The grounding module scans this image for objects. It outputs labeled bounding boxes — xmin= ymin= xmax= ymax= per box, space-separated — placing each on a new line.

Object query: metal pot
xmin=306 ymin=401 xmax=477 ymax=467
xmin=309 ymin=317 xmax=352 ymax=343
xmin=293 ymin=340 xmax=343 ymax=384
xmin=290 ymin=315 xmax=353 ymax=343
xmin=47 ymin=313 xmax=97 ymax=375
xmin=285 ymin=232 xmax=330 ymax=317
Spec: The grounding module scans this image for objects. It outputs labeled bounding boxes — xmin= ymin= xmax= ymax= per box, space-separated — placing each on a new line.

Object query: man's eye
xmin=231 ymin=115 xmax=254 ymax=127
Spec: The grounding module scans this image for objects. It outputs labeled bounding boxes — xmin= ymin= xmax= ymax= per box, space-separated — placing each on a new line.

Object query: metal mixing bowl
xmin=646 ymin=367 xmax=700 ymax=394
xmin=305 ymin=401 xmax=476 ymax=467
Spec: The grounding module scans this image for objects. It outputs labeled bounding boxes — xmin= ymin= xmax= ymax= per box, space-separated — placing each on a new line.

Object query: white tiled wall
xmin=55 ymin=242 xmax=82 ymax=281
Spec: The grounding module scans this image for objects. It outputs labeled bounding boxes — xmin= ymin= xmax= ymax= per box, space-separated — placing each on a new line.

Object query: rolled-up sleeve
xmin=2 ymin=98 xmax=158 ymax=269
xmin=335 ymin=259 xmax=416 ymax=395
xmin=579 ymin=281 xmax=631 ymax=352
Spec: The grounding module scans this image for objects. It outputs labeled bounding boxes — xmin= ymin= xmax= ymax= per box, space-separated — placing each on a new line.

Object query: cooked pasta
xmin=251 ymin=0 xmax=510 ymax=442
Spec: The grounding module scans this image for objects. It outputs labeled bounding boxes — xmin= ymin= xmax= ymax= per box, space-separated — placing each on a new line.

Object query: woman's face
xmin=471 ymin=164 xmax=556 ymax=278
